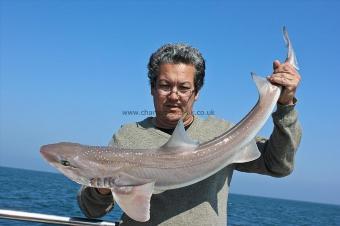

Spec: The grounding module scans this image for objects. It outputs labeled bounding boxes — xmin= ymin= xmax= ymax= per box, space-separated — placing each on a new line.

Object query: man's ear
xmin=151 ymin=87 xmax=155 ymax=96
xmin=194 ymin=91 xmax=199 ymax=101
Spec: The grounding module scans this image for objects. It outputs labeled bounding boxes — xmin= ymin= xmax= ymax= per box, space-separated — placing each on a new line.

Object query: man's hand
xmin=267 ymin=60 xmax=301 ymax=105
xmin=96 ymin=188 xmax=111 ymax=195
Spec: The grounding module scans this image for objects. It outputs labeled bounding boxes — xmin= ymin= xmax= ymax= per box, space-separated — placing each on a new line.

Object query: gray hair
xmin=147 ymin=43 xmax=206 ymax=92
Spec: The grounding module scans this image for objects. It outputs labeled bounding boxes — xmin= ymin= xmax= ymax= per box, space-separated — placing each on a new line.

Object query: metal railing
xmin=0 ymin=209 xmax=117 ymax=225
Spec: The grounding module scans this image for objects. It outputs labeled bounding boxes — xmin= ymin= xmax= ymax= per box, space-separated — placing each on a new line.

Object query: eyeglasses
xmin=156 ymin=84 xmax=195 ymax=98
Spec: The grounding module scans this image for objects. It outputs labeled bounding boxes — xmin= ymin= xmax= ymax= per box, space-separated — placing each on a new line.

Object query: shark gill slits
xmin=90 ymin=177 xmax=115 ymax=187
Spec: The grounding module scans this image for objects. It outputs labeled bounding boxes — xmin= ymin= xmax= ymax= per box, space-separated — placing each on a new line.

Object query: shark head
xmin=40 ymin=142 xmax=96 ymax=185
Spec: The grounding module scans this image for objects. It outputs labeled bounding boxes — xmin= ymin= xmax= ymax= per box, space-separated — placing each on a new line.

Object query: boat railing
xmin=0 ymin=209 xmax=118 ymax=225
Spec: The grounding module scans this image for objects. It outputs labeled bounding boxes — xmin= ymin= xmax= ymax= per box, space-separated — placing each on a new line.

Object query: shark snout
xmin=40 ymin=145 xmax=58 ymax=163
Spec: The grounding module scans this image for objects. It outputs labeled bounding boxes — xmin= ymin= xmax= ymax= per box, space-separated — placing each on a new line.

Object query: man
xmin=77 ymin=43 xmax=302 ymax=225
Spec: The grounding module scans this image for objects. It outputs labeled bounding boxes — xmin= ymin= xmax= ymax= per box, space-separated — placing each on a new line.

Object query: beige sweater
xmin=77 ymin=104 xmax=302 ymax=226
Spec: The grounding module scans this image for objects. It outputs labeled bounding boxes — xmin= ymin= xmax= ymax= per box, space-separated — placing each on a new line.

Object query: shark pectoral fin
xmin=160 ymin=118 xmax=199 ymax=151
xmin=111 ymin=182 xmax=155 ymax=222
xmin=234 ymin=139 xmax=261 ymax=163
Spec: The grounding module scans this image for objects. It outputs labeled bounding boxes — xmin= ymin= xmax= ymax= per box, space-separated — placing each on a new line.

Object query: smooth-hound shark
xmin=41 ymin=27 xmax=299 ymax=222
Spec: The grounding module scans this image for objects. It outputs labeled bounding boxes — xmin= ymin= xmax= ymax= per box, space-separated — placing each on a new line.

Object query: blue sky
xmin=1 ymin=0 xmax=340 ymax=205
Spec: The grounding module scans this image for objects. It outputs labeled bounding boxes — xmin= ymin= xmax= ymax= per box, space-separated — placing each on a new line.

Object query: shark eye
xmin=60 ymin=160 xmax=71 ymax=167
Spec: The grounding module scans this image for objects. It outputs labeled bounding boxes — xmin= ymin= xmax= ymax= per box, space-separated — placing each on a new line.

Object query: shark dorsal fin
xmin=160 ymin=118 xmax=199 ymax=151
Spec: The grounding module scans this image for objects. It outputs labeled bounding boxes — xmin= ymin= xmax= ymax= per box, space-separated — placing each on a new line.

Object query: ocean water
xmin=0 ymin=167 xmax=339 ymax=226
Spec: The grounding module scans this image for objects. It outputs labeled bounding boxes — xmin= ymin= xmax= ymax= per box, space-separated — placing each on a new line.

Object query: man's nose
xmin=168 ymin=87 xmax=180 ymax=101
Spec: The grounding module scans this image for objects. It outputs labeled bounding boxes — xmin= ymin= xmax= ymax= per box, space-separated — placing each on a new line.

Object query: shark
xmin=40 ymin=27 xmax=299 ymax=222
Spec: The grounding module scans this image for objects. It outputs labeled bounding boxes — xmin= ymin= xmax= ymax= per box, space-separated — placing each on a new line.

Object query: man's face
xmin=151 ymin=63 xmax=199 ymax=128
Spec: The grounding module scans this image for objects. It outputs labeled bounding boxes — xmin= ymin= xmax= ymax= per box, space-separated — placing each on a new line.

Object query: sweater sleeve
xmin=77 ymin=186 xmax=114 ymax=218
xmin=235 ymin=103 xmax=302 ymax=177
xmin=77 ymin=136 xmax=119 ymax=218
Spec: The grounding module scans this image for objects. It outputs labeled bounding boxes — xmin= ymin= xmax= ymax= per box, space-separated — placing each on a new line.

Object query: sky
xmin=1 ymin=0 xmax=340 ymax=206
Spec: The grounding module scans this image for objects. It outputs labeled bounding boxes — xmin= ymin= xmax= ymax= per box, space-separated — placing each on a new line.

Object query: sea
xmin=0 ymin=166 xmax=339 ymax=226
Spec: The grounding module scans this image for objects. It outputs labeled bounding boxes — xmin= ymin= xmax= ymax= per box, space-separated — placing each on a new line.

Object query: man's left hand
xmin=267 ymin=60 xmax=301 ymax=105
